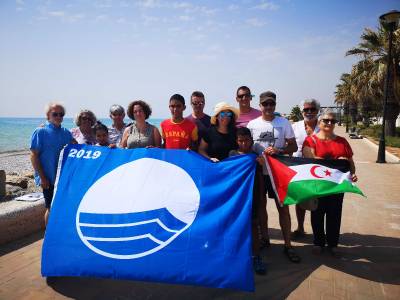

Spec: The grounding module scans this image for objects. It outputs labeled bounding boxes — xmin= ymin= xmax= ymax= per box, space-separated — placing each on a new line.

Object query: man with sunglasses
xmin=30 ymin=102 xmax=74 ymax=226
xmin=186 ymin=91 xmax=211 ymax=143
xmin=235 ymin=86 xmax=261 ymax=128
xmin=292 ymin=99 xmax=320 ymax=239
xmin=247 ymin=91 xmax=301 ymax=263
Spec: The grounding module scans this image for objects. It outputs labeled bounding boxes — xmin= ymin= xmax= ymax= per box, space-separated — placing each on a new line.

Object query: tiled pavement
xmin=0 ymin=126 xmax=399 ymax=299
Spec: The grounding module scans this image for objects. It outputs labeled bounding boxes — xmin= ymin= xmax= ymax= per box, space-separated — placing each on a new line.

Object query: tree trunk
xmin=349 ymin=102 xmax=358 ymax=125
xmin=385 ymin=64 xmax=399 ymax=136
xmin=385 ymin=102 xmax=399 ymax=136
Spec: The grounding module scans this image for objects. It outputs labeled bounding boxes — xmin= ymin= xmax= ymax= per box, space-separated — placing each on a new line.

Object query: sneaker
xmin=253 ymin=255 xmax=267 ymax=275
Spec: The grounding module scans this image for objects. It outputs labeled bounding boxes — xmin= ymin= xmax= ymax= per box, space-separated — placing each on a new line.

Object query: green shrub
xmin=358 ymin=125 xmax=400 ymax=147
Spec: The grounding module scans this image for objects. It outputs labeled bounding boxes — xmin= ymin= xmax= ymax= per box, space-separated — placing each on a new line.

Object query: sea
xmin=0 ymin=117 xmax=163 ymax=153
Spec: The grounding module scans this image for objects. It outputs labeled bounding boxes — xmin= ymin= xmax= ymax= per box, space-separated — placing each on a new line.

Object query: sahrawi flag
xmin=42 ymin=144 xmax=255 ymax=291
xmin=265 ymin=155 xmax=364 ymax=206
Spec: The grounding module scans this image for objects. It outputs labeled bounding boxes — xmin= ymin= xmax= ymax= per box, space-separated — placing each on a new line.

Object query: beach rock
xmin=6 ymin=184 xmax=24 ymax=196
xmin=0 ymin=170 xmax=5 ymax=198
xmin=22 ymin=171 xmax=34 ymax=179
xmin=6 ymin=176 xmax=29 ymax=189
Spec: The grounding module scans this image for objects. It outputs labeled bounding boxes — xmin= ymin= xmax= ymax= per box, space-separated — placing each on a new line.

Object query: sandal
xmin=260 ymin=237 xmax=271 ymax=249
xmin=283 ymin=247 xmax=301 ymax=263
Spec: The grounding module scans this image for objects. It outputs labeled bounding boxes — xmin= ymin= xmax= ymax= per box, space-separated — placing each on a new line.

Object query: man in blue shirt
xmin=30 ymin=102 xmax=74 ymax=226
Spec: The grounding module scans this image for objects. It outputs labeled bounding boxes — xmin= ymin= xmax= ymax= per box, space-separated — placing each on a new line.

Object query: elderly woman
xmin=292 ymin=98 xmax=320 ymax=239
xmin=120 ymin=100 xmax=161 ymax=148
xmin=199 ymin=102 xmax=239 ymax=162
xmin=303 ymin=108 xmax=357 ymax=257
xmin=108 ymin=104 xmax=127 ymax=146
xmin=71 ymin=109 xmax=97 ymax=145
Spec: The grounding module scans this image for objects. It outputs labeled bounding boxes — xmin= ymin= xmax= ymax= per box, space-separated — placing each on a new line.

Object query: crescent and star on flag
xmin=310 ymin=165 xmax=332 ymax=178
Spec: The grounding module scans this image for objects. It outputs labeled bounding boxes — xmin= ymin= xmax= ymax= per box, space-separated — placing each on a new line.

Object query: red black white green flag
xmin=264 ymin=155 xmax=364 ymax=206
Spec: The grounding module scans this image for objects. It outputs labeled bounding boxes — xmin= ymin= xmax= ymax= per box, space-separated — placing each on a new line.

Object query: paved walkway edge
xmin=362 ymin=136 xmax=400 ymax=163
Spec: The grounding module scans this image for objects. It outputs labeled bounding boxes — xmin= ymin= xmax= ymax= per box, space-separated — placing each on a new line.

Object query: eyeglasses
xmin=51 ymin=112 xmax=64 ymax=117
xmin=81 ymin=116 xmax=91 ymax=121
xmin=261 ymin=101 xmax=276 ymax=107
xmin=303 ymin=108 xmax=317 ymax=113
xmin=192 ymin=101 xmax=204 ymax=106
xmin=237 ymin=93 xmax=251 ymax=99
xmin=219 ymin=111 xmax=233 ymax=118
xmin=321 ymin=118 xmax=337 ymax=125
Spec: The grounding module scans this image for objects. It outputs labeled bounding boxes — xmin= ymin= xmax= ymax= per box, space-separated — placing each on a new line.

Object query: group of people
xmin=30 ymin=86 xmax=357 ymax=276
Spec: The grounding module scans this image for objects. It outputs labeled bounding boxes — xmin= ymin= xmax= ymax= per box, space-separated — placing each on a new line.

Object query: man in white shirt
xmin=291 ymin=99 xmax=320 ymax=238
xmin=247 ymin=91 xmax=300 ymax=263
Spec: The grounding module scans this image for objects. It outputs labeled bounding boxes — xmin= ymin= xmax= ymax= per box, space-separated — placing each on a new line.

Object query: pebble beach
xmin=0 ymin=150 xmax=32 ymax=175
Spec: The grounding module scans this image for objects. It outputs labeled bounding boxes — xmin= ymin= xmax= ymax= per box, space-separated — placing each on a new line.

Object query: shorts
xmin=43 ymin=185 xmax=55 ymax=209
xmin=263 ymin=175 xmax=277 ymax=200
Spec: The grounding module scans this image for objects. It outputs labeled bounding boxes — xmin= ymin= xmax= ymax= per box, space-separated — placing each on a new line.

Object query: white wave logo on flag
xmin=75 ymin=158 xmax=200 ymax=259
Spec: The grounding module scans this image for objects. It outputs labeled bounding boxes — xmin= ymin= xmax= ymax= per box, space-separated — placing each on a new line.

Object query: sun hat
xmin=210 ymin=102 xmax=239 ymax=125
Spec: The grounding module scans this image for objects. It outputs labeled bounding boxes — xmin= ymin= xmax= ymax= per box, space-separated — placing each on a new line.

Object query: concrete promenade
xmin=0 ymin=125 xmax=399 ymax=299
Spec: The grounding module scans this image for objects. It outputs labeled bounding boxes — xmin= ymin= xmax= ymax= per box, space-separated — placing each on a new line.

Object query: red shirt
xmin=303 ymin=134 xmax=353 ymax=159
xmin=161 ymin=119 xmax=198 ymax=149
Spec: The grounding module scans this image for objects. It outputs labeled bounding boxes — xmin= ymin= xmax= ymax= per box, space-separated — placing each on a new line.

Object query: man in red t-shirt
xmin=161 ymin=94 xmax=198 ymax=149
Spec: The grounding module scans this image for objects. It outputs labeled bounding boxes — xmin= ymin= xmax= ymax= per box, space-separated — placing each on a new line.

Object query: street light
xmin=376 ymin=10 xmax=400 ymax=163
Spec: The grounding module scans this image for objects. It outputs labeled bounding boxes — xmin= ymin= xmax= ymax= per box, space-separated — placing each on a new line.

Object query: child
xmin=229 ymin=127 xmax=268 ymax=275
xmin=93 ymin=122 xmax=116 ymax=148
xmin=160 ymin=94 xmax=198 ymax=150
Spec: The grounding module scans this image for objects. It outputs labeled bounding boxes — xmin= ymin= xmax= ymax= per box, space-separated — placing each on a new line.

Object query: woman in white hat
xmin=198 ymin=102 xmax=239 ymax=162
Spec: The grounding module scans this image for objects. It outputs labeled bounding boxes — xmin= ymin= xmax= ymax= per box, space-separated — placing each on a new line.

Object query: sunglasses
xmin=51 ymin=112 xmax=64 ymax=117
xmin=261 ymin=101 xmax=276 ymax=107
xmin=321 ymin=118 xmax=337 ymax=125
xmin=237 ymin=93 xmax=251 ymax=99
xmin=303 ymin=108 xmax=317 ymax=113
xmin=192 ymin=101 xmax=204 ymax=106
xmin=219 ymin=111 xmax=233 ymax=118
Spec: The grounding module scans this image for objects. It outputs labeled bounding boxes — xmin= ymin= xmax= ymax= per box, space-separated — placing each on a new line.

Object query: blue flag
xmin=42 ymin=144 xmax=256 ymax=291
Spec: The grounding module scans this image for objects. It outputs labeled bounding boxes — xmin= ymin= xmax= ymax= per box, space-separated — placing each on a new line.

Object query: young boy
xmin=161 ymin=94 xmax=198 ymax=150
xmin=229 ymin=127 xmax=268 ymax=275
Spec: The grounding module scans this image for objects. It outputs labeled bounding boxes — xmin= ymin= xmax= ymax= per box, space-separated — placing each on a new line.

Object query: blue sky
xmin=1 ymin=0 xmax=399 ymax=118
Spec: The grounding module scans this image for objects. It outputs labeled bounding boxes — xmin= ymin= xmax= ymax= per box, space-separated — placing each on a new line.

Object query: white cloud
xmin=246 ymin=18 xmax=266 ymax=27
xmin=228 ymin=4 xmax=239 ymax=11
xmin=116 ymin=17 xmax=127 ymax=24
xmin=252 ymin=1 xmax=279 ymax=11
xmin=172 ymin=2 xmax=193 ymax=9
xmin=194 ymin=54 xmax=218 ymax=61
xmin=95 ymin=14 xmax=109 ymax=22
xmin=142 ymin=14 xmax=159 ymax=25
xmin=179 ymin=15 xmax=193 ymax=21
xmin=235 ymin=46 xmax=283 ymax=61
xmin=136 ymin=0 xmax=163 ymax=8
xmin=48 ymin=10 xmax=65 ymax=17
xmin=95 ymin=0 xmax=113 ymax=9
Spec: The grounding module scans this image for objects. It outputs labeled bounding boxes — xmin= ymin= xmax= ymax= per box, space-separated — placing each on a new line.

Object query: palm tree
xmin=335 ymin=73 xmax=358 ymax=127
xmin=346 ymin=26 xmax=400 ymax=136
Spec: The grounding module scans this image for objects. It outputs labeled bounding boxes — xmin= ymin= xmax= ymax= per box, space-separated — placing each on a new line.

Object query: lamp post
xmin=345 ymin=101 xmax=349 ymax=133
xmin=376 ymin=10 xmax=400 ymax=163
